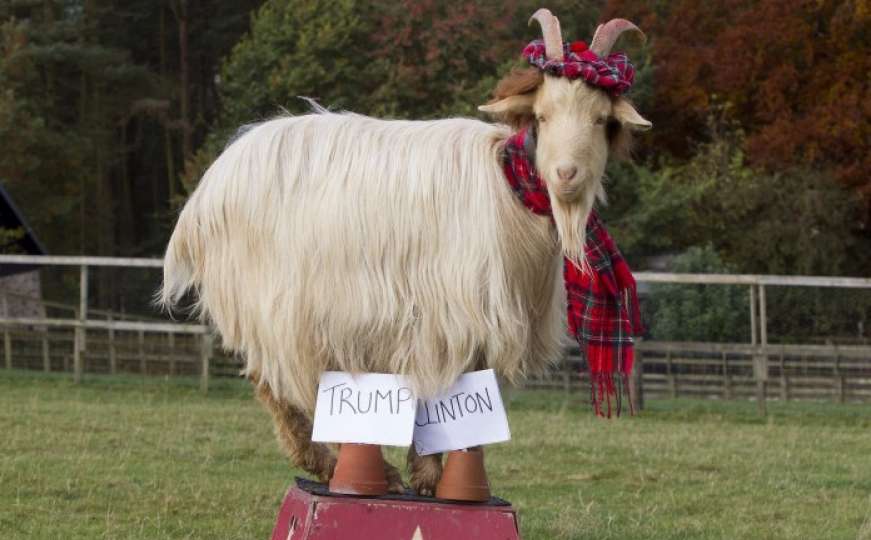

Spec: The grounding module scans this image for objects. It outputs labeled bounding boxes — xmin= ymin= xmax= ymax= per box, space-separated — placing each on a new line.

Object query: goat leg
xmin=384 ymin=460 xmax=405 ymax=494
xmin=407 ymin=445 xmax=442 ymax=497
xmin=252 ymin=377 xmax=336 ymax=482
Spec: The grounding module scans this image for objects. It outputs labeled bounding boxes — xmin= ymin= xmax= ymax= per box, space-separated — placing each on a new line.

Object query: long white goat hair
xmin=161 ymin=111 xmax=564 ymax=414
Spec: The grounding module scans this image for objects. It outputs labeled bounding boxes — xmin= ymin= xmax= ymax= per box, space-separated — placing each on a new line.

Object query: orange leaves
xmin=603 ymin=0 xmax=870 ymax=205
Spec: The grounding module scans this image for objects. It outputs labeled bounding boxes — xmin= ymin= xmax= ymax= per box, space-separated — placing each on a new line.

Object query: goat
xmin=160 ymin=9 xmax=651 ymax=495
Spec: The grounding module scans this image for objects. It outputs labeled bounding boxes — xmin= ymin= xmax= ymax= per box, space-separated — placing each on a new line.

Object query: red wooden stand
xmin=271 ymin=481 xmax=520 ymax=540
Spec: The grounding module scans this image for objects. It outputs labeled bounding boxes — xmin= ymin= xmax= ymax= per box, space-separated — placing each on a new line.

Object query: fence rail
xmin=0 ymin=255 xmax=213 ymax=390
xmin=526 ymin=341 xmax=871 ymax=405
xmin=1 ymin=255 xmax=869 ymax=407
xmin=635 ymin=271 xmax=871 ymax=288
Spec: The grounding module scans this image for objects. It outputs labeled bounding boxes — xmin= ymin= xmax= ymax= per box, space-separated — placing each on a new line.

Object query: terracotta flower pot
xmin=328 ymin=443 xmax=389 ymax=496
xmin=435 ymin=448 xmax=491 ymax=502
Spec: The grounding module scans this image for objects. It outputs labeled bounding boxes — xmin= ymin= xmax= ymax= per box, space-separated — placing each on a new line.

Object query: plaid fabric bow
xmin=522 ymin=39 xmax=635 ymax=96
xmin=502 ymin=128 xmax=643 ymax=416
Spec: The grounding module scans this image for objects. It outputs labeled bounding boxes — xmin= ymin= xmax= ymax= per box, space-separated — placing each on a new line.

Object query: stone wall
xmin=0 ymin=270 xmax=46 ymax=317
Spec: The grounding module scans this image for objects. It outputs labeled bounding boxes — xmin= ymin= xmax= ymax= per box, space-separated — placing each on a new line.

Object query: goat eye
xmin=536 ymin=115 xmax=546 ymax=123
xmin=594 ymin=116 xmax=608 ymax=126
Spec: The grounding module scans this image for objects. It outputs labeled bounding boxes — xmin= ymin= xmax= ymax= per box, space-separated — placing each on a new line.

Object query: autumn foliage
xmin=604 ymin=0 xmax=870 ymax=204
xmin=2 ymin=0 xmax=869 ymax=297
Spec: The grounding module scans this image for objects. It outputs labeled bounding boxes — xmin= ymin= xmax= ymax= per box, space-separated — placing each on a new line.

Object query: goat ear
xmin=613 ymin=97 xmax=652 ymax=131
xmin=478 ymin=93 xmax=535 ymax=116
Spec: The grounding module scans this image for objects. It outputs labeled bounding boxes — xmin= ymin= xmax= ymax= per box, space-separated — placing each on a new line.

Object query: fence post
xmin=749 ymin=285 xmax=757 ymax=346
xmin=168 ymin=331 xmax=176 ymax=376
xmin=630 ymin=342 xmax=644 ymax=411
xmin=722 ymin=351 xmax=732 ymax=399
xmin=753 ymin=284 xmax=768 ymax=415
xmin=2 ymin=294 xmax=9 ymax=370
xmin=42 ymin=330 xmax=50 ymax=372
xmin=833 ymin=349 xmax=844 ymax=403
xmin=779 ymin=349 xmax=789 ymax=401
xmin=138 ymin=329 xmax=146 ymax=375
xmin=666 ymin=348 xmax=677 ymax=398
xmin=74 ymin=265 xmax=88 ymax=384
xmin=200 ymin=332 xmax=213 ymax=393
xmin=64 ymin=314 xmax=72 ymax=373
xmin=108 ymin=312 xmax=117 ymax=375
xmin=4 ymin=325 xmax=11 ymax=371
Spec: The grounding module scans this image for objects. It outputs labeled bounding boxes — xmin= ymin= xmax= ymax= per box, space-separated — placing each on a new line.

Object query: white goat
xmin=160 ymin=10 xmax=650 ymax=494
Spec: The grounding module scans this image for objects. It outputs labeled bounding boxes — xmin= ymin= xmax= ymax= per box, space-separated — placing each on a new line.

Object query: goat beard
xmin=550 ymin=191 xmax=596 ymax=272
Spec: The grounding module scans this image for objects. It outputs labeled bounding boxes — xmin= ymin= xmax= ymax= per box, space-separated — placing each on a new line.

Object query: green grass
xmin=1 ymin=370 xmax=869 ymax=539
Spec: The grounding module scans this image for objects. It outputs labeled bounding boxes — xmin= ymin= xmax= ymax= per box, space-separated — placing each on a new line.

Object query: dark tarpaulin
xmin=0 ymin=181 xmax=47 ymax=276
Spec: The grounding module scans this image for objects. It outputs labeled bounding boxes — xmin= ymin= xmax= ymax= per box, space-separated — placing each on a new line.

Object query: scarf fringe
xmin=587 ymin=342 xmax=635 ymax=418
xmin=589 ymin=372 xmax=635 ymax=418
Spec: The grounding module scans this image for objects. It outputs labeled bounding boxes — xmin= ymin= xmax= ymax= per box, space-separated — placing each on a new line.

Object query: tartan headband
xmin=522 ymin=39 xmax=635 ymax=97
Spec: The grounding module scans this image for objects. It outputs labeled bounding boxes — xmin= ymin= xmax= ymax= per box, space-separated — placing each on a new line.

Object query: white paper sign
xmin=311 ymin=372 xmax=416 ymax=446
xmin=412 ymin=369 xmax=510 ymax=455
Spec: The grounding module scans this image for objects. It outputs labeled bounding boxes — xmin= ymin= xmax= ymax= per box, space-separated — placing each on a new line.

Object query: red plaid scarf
xmin=502 ymin=128 xmax=643 ymax=416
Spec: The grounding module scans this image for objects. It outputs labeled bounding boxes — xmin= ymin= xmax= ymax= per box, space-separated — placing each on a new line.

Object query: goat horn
xmin=529 ymin=8 xmax=564 ymax=61
xmin=590 ymin=18 xmax=646 ymax=57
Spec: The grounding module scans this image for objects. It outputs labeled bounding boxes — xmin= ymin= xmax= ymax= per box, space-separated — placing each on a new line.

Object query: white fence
xmin=1 ymin=255 xmax=869 ymax=405
xmin=0 ymin=255 xmax=212 ymax=391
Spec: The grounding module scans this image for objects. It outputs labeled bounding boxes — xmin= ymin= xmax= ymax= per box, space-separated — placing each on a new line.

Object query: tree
xmin=604 ymin=122 xmax=869 ymax=276
xmin=182 ymin=0 xmax=608 ymax=191
xmin=603 ymin=0 xmax=871 ymax=213
xmin=0 ymin=0 xmax=264 ymax=311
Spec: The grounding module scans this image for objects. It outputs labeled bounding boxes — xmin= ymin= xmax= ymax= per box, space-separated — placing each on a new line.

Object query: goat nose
xmin=557 ymin=166 xmax=578 ymax=181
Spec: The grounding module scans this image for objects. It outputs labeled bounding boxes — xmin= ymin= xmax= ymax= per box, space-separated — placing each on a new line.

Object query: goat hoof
xmin=387 ymin=479 xmax=406 ymax=494
xmin=410 ymin=476 xmax=439 ymax=497
xmin=315 ymin=454 xmax=338 ymax=483
xmin=385 ymin=463 xmax=405 ymax=494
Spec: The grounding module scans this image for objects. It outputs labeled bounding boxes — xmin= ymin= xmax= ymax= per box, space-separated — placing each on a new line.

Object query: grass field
xmin=1 ymin=370 xmax=869 ymax=539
